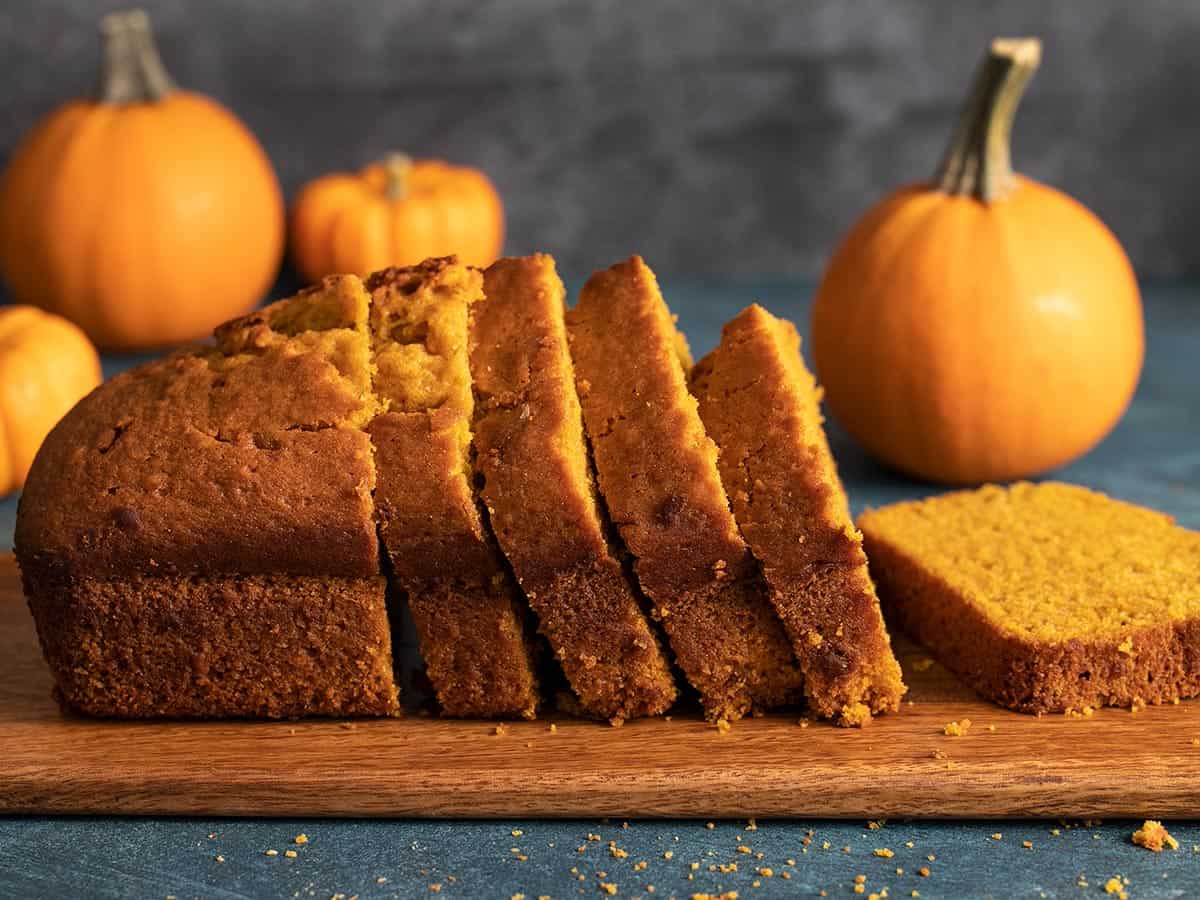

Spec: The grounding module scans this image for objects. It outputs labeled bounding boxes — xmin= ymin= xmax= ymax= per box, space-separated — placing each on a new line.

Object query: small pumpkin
xmin=0 ymin=9 xmax=284 ymax=351
xmin=811 ymin=38 xmax=1143 ymax=485
xmin=0 ymin=306 xmax=102 ymax=495
xmin=289 ymin=153 xmax=504 ymax=282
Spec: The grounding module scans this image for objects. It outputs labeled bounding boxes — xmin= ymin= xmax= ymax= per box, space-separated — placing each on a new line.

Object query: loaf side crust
xmin=21 ymin=565 xmax=398 ymax=718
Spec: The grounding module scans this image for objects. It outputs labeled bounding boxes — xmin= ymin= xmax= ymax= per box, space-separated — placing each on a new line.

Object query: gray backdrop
xmin=2 ymin=0 xmax=1198 ymax=278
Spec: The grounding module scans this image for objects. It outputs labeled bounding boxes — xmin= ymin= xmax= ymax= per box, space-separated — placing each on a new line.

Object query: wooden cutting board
xmin=2 ymin=555 xmax=1197 ymax=819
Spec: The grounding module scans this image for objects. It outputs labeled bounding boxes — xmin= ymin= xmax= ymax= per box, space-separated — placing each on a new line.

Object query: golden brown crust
xmin=15 ymin=276 xmax=379 ymax=579
xmin=471 ymin=255 xmax=676 ymax=720
xmin=368 ymin=260 xmax=540 ymax=719
xmin=22 ymin=567 xmax=398 ymax=718
xmin=691 ymin=304 xmax=905 ymax=725
xmin=566 ymin=257 xmax=803 ymax=721
xmin=859 ymin=483 xmax=1200 ymax=713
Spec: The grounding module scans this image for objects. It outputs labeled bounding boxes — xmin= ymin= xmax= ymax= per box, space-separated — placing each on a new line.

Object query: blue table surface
xmin=1 ymin=277 xmax=1198 ymax=899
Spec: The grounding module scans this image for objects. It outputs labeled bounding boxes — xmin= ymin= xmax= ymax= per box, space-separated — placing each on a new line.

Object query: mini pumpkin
xmin=0 ymin=10 xmax=284 ymax=350
xmin=289 ymin=153 xmax=504 ymax=282
xmin=0 ymin=306 xmax=102 ymax=495
xmin=811 ymin=38 xmax=1143 ymax=485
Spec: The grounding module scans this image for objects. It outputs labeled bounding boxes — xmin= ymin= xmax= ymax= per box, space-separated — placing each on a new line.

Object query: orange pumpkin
xmin=289 ymin=153 xmax=504 ymax=282
xmin=0 ymin=10 xmax=284 ymax=351
xmin=811 ymin=38 xmax=1143 ymax=485
xmin=0 ymin=306 xmax=102 ymax=495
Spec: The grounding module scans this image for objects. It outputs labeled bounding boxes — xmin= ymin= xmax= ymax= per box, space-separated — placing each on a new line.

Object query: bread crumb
xmin=1132 ymin=820 xmax=1179 ymax=852
xmin=494 ymin=723 xmax=508 ymax=736
xmin=512 ymin=829 xmax=524 ymax=837
xmin=918 ymin=867 xmax=930 ymax=877
xmin=429 ymin=885 xmax=442 ymax=893
xmin=1104 ymin=876 xmax=1128 ymax=899
xmin=716 ymin=718 xmax=732 ymax=734
xmin=736 ymin=845 xmax=752 ymax=854
xmin=609 ymin=843 xmax=628 ymax=859
xmin=214 ymin=855 xmax=225 ymax=863
xmin=1022 ymin=841 xmax=1033 ymax=849
xmin=706 ymin=822 xmax=715 ymax=830
xmin=745 ymin=819 xmax=757 ymax=832
xmin=757 ymin=867 xmax=773 ymax=877
xmin=912 ymin=657 xmax=935 ymax=672
xmin=797 ymin=718 xmax=811 ymax=729
xmin=549 ymin=724 xmax=557 ymax=734
xmin=943 ymin=719 xmax=971 ymax=736
xmin=986 ymin=724 xmax=996 ymax=732
xmin=873 ymin=848 xmax=894 ymax=858
xmin=599 ymin=884 xmax=617 ymax=896
xmin=285 ymin=850 xmax=297 ymax=859
xmin=265 ymin=849 xmax=278 ymax=857
xmin=867 ymin=820 xmax=885 ymax=830
xmin=294 ymin=834 xmax=309 ymax=845
xmin=634 ymin=861 xmax=648 ymax=872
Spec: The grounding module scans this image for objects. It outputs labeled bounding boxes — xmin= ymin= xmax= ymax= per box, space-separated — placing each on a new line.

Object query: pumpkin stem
xmin=384 ymin=153 xmax=413 ymax=202
xmin=99 ymin=9 xmax=176 ymax=104
xmin=935 ymin=37 xmax=1041 ymax=202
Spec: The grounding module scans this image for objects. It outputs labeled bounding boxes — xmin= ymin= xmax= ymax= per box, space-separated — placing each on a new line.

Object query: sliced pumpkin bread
xmin=691 ymin=304 xmax=905 ymax=725
xmin=471 ymin=255 xmax=677 ymax=720
xmin=859 ymin=481 xmax=1200 ymax=713
xmin=16 ymin=276 xmax=398 ymax=717
xmin=566 ymin=256 xmax=804 ymax=722
xmin=366 ymin=257 xmax=540 ymax=719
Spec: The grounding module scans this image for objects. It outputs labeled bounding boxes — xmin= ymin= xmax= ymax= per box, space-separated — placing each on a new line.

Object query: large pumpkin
xmin=811 ymin=38 xmax=1143 ymax=485
xmin=0 ymin=10 xmax=284 ymax=351
xmin=289 ymin=153 xmax=504 ymax=282
xmin=0 ymin=306 xmax=101 ymax=495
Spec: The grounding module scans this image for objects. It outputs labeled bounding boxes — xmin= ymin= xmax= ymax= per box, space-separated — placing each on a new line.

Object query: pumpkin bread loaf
xmin=15 ymin=277 xmax=398 ymax=717
xmin=859 ymin=482 xmax=1200 ymax=714
xmin=471 ymin=255 xmax=676 ymax=721
xmin=366 ymin=258 xmax=540 ymax=719
xmin=566 ymin=257 xmax=804 ymax=722
xmin=692 ymin=304 xmax=905 ymax=726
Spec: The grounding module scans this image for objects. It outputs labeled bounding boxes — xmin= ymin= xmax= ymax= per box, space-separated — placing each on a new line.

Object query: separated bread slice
xmin=366 ymin=257 xmax=540 ymax=719
xmin=16 ymin=277 xmax=398 ymax=717
xmin=471 ymin=255 xmax=676 ymax=721
xmin=566 ymin=257 xmax=803 ymax=722
xmin=691 ymin=304 xmax=905 ymax=726
xmin=859 ymin=481 xmax=1200 ymax=713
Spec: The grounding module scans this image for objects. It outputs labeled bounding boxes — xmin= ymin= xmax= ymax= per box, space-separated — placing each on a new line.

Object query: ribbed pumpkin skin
xmin=0 ymin=92 xmax=284 ymax=351
xmin=290 ymin=159 xmax=504 ymax=282
xmin=811 ymin=177 xmax=1144 ymax=485
xmin=0 ymin=305 xmax=101 ymax=495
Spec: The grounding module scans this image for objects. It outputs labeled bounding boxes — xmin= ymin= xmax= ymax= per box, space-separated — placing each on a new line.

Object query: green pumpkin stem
xmin=384 ymin=153 xmax=414 ymax=202
xmin=935 ymin=37 xmax=1041 ymax=202
xmin=100 ymin=9 xmax=176 ymax=104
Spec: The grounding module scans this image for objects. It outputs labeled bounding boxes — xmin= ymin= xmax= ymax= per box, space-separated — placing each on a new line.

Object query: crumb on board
xmin=989 ymin=833 xmax=1002 ymax=841
xmin=716 ymin=718 xmax=732 ymax=734
xmin=1105 ymin=876 xmax=1129 ymax=898
xmin=943 ymin=718 xmax=971 ymax=736
xmin=873 ymin=848 xmax=894 ymax=858
xmin=1132 ymin=820 xmax=1179 ymax=852
xmin=284 ymin=850 xmax=297 ymax=859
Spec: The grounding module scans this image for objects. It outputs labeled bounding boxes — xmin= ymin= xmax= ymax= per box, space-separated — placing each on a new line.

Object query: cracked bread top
xmin=15 ymin=276 xmax=380 ymax=578
xmin=565 ymin=255 xmax=754 ymax=595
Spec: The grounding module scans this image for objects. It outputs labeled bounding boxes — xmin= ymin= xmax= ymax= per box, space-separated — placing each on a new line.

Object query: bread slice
xmin=566 ymin=257 xmax=803 ymax=722
xmin=366 ymin=258 xmax=540 ymax=718
xmin=16 ymin=276 xmax=398 ymax=717
xmin=859 ymin=481 xmax=1200 ymax=713
xmin=691 ymin=304 xmax=905 ymax=725
xmin=471 ymin=255 xmax=676 ymax=721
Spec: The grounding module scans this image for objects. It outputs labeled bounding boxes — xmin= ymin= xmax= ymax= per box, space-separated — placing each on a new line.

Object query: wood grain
xmin=2 ymin=555 xmax=1198 ymax=818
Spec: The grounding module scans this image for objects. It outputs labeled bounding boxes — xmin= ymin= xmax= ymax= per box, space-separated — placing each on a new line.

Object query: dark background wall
xmin=3 ymin=0 xmax=1198 ymax=278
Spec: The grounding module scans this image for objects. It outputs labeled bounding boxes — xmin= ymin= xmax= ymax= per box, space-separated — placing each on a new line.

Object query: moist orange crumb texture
xmin=691 ymin=304 xmax=904 ymax=726
xmin=565 ymin=256 xmax=803 ymax=722
xmin=471 ymin=255 xmax=676 ymax=720
xmin=859 ymin=482 xmax=1200 ymax=714
xmin=366 ymin=257 xmax=539 ymax=719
